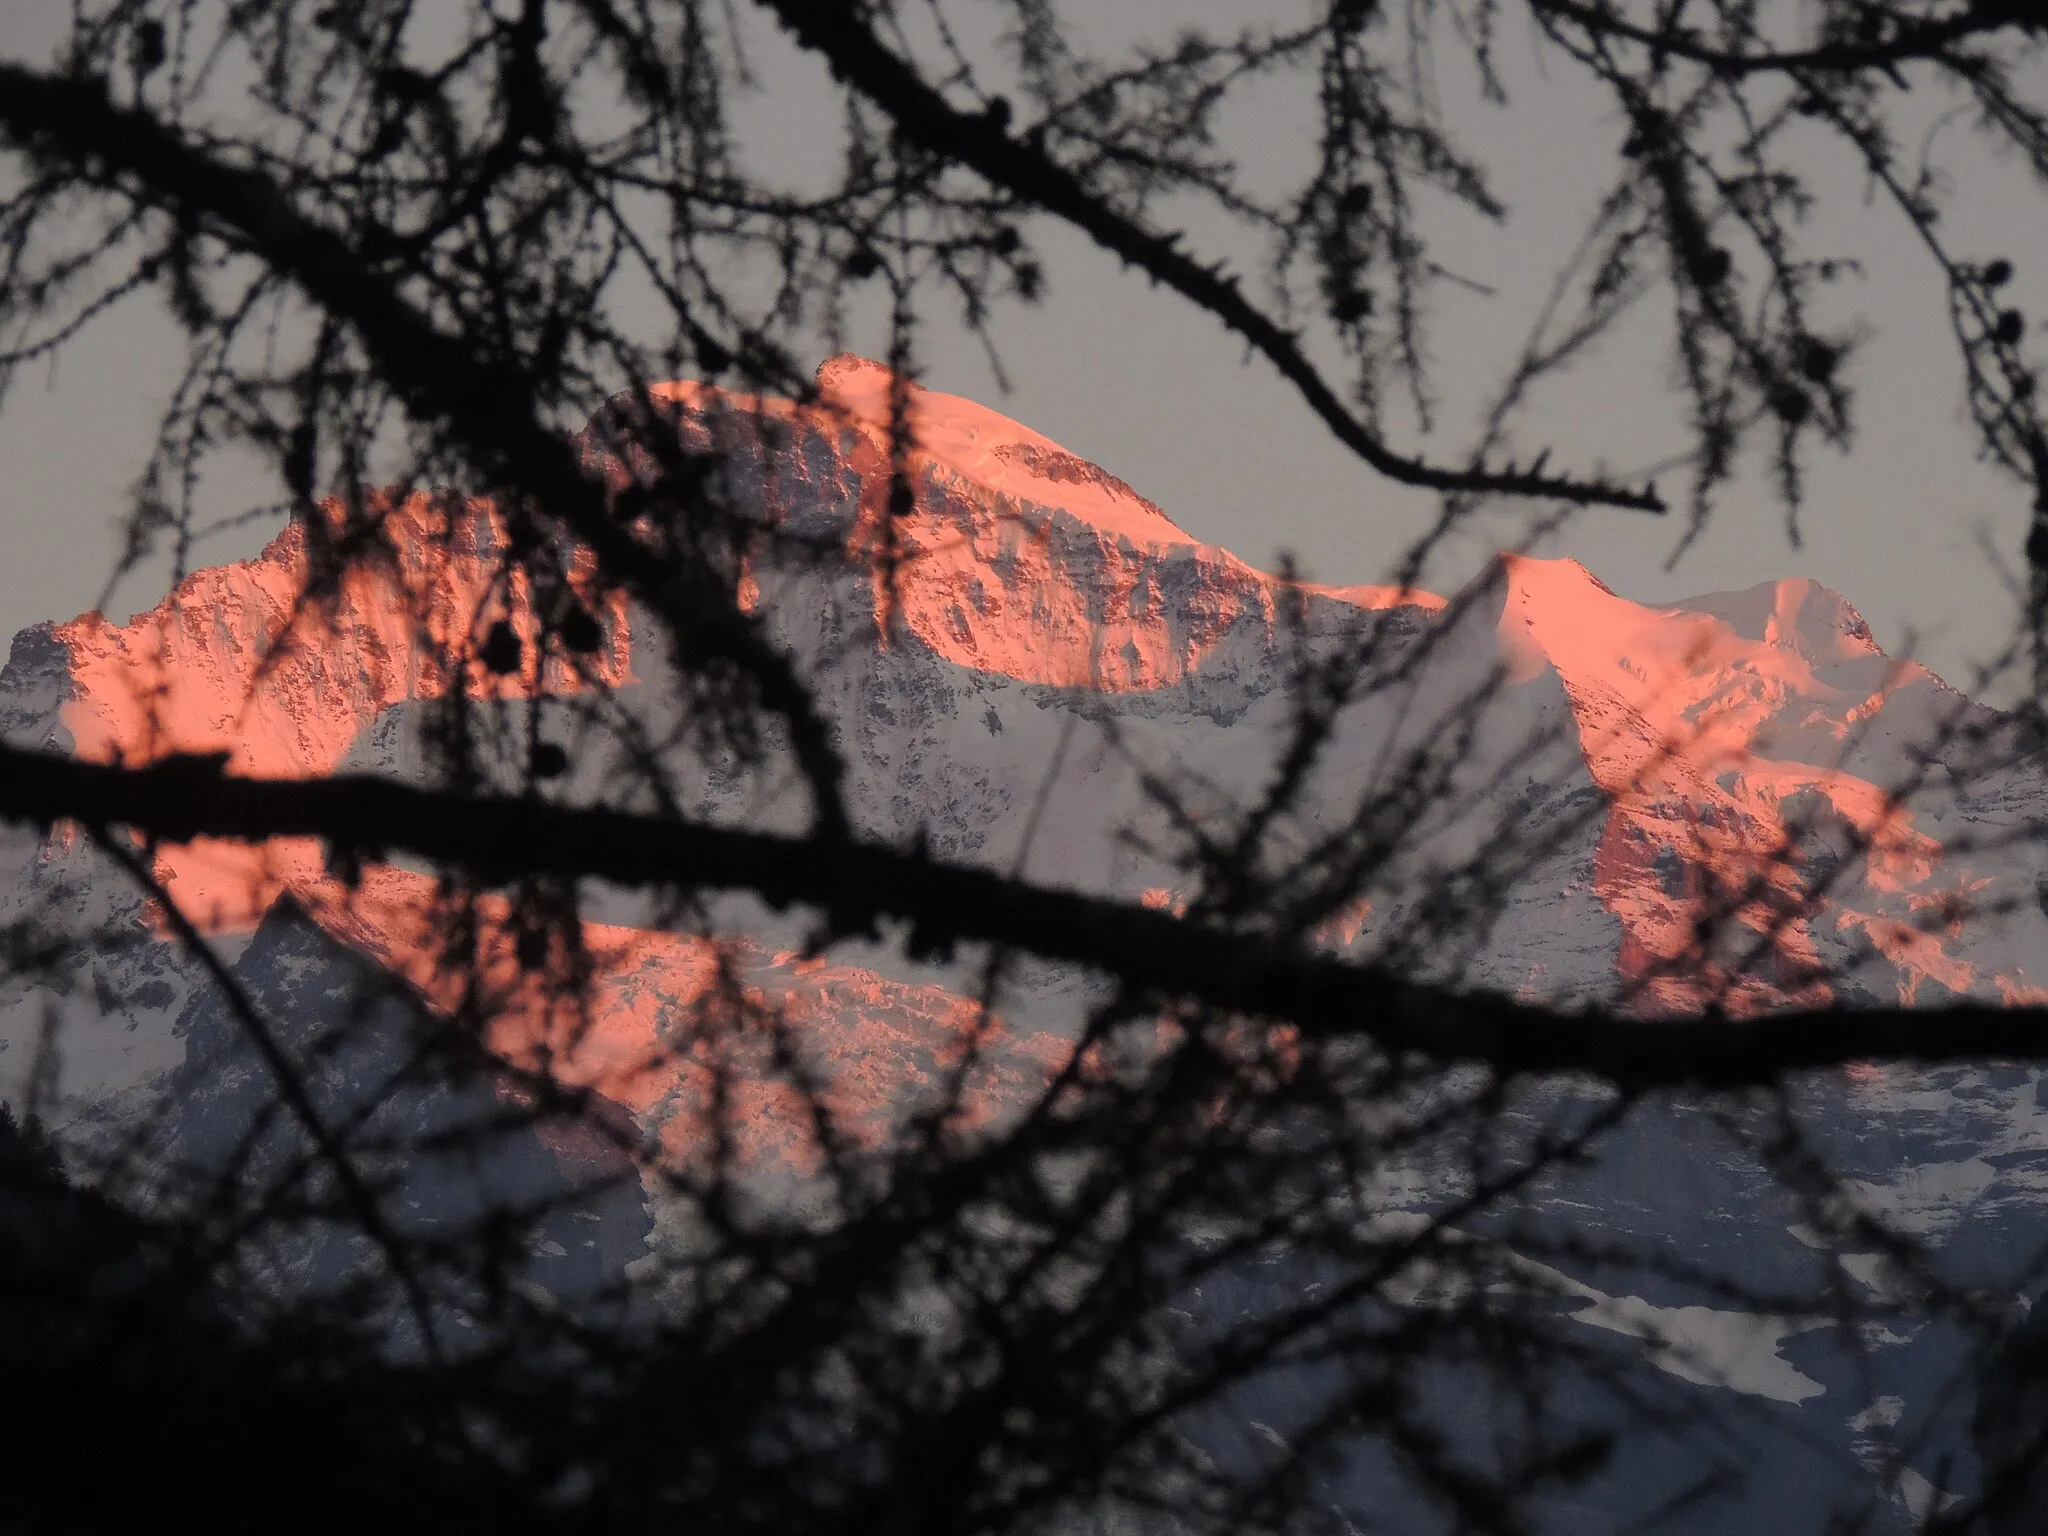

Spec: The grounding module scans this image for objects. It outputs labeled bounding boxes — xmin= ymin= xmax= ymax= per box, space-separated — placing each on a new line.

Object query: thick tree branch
xmin=4 ymin=742 xmax=2044 ymax=1085
xmin=1528 ymin=0 xmax=2037 ymax=79
xmin=756 ymin=0 xmax=1666 ymax=514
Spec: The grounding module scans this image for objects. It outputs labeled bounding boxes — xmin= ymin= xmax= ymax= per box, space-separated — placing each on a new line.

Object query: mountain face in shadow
xmin=152 ymin=896 xmax=652 ymax=1331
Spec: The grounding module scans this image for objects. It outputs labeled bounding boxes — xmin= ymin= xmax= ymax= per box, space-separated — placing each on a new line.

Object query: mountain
xmin=3 ymin=354 xmax=2048 ymax=1531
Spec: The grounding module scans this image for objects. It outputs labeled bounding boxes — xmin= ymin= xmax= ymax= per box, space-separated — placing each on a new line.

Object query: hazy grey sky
xmin=4 ymin=3 xmax=2045 ymax=700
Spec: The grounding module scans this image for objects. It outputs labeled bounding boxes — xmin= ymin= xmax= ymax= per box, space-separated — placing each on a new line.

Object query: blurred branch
xmin=1529 ymin=0 xmax=2040 ymax=78
xmin=6 ymin=742 xmax=2048 ymax=1083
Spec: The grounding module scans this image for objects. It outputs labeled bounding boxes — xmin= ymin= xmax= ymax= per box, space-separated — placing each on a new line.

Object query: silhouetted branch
xmin=759 ymin=0 xmax=1667 ymax=513
xmin=1530 ymin=0 xmax=2039 ymax=79
xmin=5 ymin=742 xmax=2048 ymax=1083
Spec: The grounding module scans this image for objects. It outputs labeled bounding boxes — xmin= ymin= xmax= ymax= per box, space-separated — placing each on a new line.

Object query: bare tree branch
xmin=6 ymin=742 xmax=2048 ymax=1083
xmin=758 ymin=0 xmax=1668 ymax=513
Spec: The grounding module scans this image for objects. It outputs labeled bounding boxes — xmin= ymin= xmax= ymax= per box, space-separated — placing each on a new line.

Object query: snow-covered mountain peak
xmin=810 ymin=351 xmax=1190 ymax=545
xmin=627 ymin=356 xmax=1439 ymax=692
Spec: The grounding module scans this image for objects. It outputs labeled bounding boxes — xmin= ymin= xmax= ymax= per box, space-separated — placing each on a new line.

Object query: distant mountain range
xmin=5 ymin=355 xmax=2048 ymax=1531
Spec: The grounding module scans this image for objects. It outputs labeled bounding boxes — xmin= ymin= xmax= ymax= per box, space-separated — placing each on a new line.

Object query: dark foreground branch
xmin=1528 ymin=0 xmax=2037 ymax=79
xmin=757 ymin=0 xmax=1666 ymax=515
xmin=4 ymin=742 xmax=2045 ymax=1084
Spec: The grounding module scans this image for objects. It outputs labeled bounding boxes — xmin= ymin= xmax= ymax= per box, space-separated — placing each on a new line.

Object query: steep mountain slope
xmin=3 ymin=355 xmax=2048 ymax=1530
